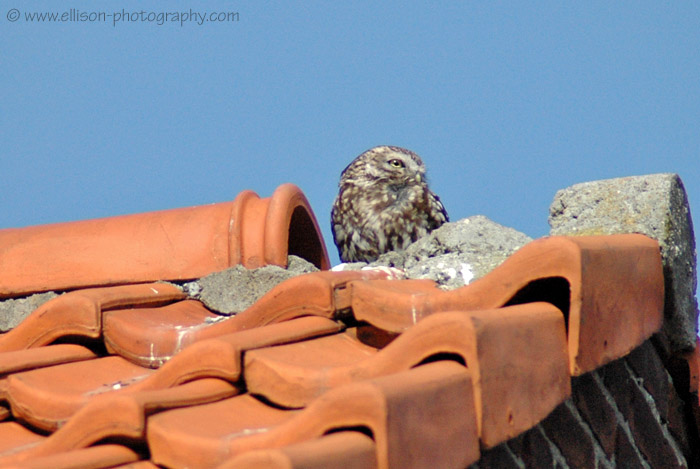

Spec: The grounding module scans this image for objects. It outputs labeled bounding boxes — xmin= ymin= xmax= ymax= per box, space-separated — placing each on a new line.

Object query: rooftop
xmin=0 ymin=177 xmax=696 ymax=468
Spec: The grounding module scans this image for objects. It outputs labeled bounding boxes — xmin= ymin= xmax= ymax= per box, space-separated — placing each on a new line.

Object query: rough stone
xmin=549 ymin=173 xmax=698 ymax=354
xmin=183 ymin=255 xmax=318 ymax=315
xmin=0 ymin=291 xmax=58 ymax=332
xmin=337 ymin=216 xmax=532 ymax=290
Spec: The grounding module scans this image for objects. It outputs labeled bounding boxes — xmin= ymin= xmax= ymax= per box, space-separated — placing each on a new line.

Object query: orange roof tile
xmin=103 ymin=300 xmax=221 ymax=368
xmin=0 ymin=379 xmax=238 ymax=465
xmin=244 ymin=303 xmax=569 ymax=448
xmin=347 ymin=234 xmax=663 ymax=375
xmin=219 ymin=431 xmax=378 ymax=469
xmin=148 ymin=361 xmax=478 ymax=469
xmin=0 ymin=283 xmax=184 ymax=352
xmin=2 ymin=444 xmax=141 ymax=469
xmin=0 ymin=183 xmax=328 ymax=298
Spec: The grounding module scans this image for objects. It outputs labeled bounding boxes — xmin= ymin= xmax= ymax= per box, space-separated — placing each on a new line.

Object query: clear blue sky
xmin=2 ymin=2 xmax=699 ymax=279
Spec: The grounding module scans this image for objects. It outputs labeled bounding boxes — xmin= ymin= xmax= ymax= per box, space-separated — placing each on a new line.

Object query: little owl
xmin=331 ymin=145 xmax=449 ymax=263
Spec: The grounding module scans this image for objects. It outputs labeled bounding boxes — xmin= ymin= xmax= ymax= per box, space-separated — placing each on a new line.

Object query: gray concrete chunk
xmin=549 ymin=173 xmax=698 ymax=353
xmin=339 ymin=216 xmax=533 ymax=290
xmin=0 ymin=291 xmax=58 ymax=332
xmin=184 ymin=255 xmax=318 ymax=315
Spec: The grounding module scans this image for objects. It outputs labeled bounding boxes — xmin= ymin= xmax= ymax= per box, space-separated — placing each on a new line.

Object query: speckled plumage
xmin=331 ymin=146 xmax=449 ymax=263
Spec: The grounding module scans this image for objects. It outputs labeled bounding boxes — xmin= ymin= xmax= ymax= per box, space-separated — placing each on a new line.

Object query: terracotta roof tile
xmin=347 ymin=234 xmax=664 ymax=375
xmin=244 ymin=330 xmax=380 ymax=407
xmin=0 ymin=283 xmax=184 ymax=352
xmin=124 ymin=316 xmax=342 ymax=392
xmin=192 ymin=269 xmax=400 ymax=338
xmin=244 ymin=302 xmax=569 ymax=449
xmin=103 ymin=299 xmax=220 ymax=368
xmin=0 ymin=344 xmax=96 ymax=375
xmin=3 ymin=355 xmax=153 ymax=431
xmin=113 ymin=462 xmax=159 ymax=469
xmin=149 ymin=361 xmax=478 ymax=469
xmin=2 ymin=444 xmax=141 ymax=469
xmin=0 ymin=183 xmax=328 ymax=298
xmin=147 ymin=394 xmax=293 ymax=468
xmin=1 ymin=314 xmax=344 ymax=437
xmin=0 ymin=422 xmax=45 ymax=454
xmin=0 ymin=379 xmax=237 ymax=465
xmin=0 ymin=183 xmax=688 ymax=467
xmin=219 ymin=431 xmax=378 ymax=469
xmin=105 ymin=270 xmax=396 ymax=368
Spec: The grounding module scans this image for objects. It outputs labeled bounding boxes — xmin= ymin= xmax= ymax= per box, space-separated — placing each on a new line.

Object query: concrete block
xmin=184 ymin=255 xmax=318 ymax=315
xmin=549 ymin=173 xmax=698 ymax=353
xmin=356 ymin=215 xmax=532 ymax=290
xmin=0 ymin=291 xmax=58 ymax=332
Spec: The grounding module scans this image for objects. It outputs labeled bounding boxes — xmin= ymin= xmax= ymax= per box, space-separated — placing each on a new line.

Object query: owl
xmin=331 ymin=146 xmax=449 ymax=263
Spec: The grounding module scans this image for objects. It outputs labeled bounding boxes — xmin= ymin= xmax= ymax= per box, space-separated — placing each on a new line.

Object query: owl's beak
xmin=415 ymin=174 xmax=422 ymax=183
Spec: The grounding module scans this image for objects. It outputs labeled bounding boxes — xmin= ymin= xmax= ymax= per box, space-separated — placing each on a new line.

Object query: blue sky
xmin=2 ymin=2 xmax=699 ymax=278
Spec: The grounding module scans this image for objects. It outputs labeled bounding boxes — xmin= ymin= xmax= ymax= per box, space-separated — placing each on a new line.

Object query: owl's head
xmin=341 ymin=145 xmax=427 ymax=186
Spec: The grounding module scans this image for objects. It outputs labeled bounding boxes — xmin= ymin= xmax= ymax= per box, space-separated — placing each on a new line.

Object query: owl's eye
xmin=388 ymin=159 xmax=405 ymax=168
